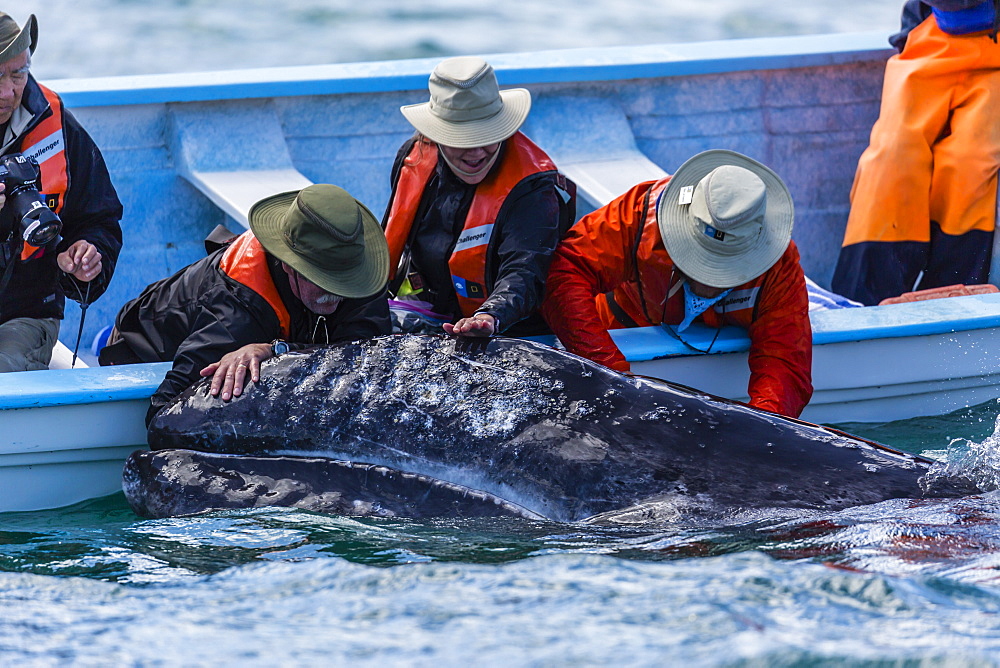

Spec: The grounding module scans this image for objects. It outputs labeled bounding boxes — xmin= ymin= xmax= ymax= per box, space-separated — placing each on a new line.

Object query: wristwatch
xmin=270 ymin=339 xmax=290 ymax=356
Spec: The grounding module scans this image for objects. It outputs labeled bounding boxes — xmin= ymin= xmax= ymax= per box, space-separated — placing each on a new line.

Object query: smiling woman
xmin=438 ymin=143 xmax=502 ymax=185
xmin=383 ymin=56 xmax=576 ymax=339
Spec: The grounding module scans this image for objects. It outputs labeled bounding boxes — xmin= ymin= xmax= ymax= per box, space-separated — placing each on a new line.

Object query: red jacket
xmin=541 ymin=177 xmax=813 ymax=417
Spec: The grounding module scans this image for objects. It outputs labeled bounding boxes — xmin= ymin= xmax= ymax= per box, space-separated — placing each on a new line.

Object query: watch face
xmin=273 ymin=341 xmax=289 ymax=355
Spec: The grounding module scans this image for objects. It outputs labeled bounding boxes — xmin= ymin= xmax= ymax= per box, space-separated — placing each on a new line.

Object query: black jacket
xmin=0 ymin=76 xmax=123 ymax=324
xmin=383 ymin=136 xmax=575 ymax=337
xmin=103 ymin=244 xmax=391 ymax=422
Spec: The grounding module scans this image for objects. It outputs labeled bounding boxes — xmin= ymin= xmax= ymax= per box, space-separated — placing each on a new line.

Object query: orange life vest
xmin=219 ymin=231 xmax=291 ymax=338
xmin=18 ymin=84 xmax=69 ymax=261
xmin=384 ymin=132 xmax=557 ymax=317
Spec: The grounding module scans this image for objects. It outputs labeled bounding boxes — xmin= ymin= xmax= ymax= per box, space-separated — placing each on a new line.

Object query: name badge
xmin=678 ymin=186 xmax=694 ymax=206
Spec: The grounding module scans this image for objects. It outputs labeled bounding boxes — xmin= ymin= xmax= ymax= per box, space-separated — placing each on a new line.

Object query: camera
xmin=0 ymin=153 xmax=62 ymax=249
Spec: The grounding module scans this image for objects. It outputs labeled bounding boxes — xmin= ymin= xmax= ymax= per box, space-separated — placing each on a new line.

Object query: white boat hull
xmin=0 ymin=402 xmax=148 ymax=513
xmin=0 ymin=364 xmax=168 ymax=513
xmin=635 ymin=328 xmax=1000 ymax=425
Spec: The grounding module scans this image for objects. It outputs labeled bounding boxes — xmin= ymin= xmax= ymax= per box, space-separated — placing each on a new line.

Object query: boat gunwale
xmin=47 ymin=32 xmax=894 ymax=108
xmin=0 ymin=363 xmax=171 ymax=410
xmin=5 ymin=290 xmax=1000 ymax=409
xmin=613 ymin=292 xmax=1000 ymax=361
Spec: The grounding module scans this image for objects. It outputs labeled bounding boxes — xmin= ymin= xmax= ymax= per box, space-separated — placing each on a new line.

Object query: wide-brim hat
xmin=249 ymin=184 xmax=389 ymax=299
xmin=400 ymin=56 xmax=531 ymax=149
xmin=0 ymin=12 xmax=37 ymax=63
xmin=657 ymin=150 xmax=794 ymax=289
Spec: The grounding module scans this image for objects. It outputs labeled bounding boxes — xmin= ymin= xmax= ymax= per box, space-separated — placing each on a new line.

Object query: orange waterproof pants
xmin=835 ymin=16 xmax=1000 ymax=303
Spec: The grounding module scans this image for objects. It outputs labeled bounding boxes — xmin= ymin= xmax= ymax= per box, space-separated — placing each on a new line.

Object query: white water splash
xmin=925 ymin=414 xmax=1000 ymax=493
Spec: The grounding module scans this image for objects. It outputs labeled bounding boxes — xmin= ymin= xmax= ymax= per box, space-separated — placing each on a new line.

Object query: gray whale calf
xmin=127 ymin=335 xmax=976 ymax=522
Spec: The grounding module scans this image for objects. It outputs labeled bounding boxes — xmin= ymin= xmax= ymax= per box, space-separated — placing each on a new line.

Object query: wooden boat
xmin=3 ymin=30 xmax=999 ymax=512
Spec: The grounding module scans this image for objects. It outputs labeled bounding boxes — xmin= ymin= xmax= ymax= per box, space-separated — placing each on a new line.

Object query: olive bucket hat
xmin=400 ymin=56 xmax=531 ymax=149
xmin=248 ymin=184 xmax=389 ymax=299
xmin=657 ymin=150 xmax=794 ymax=289
xmin=0 ymin=12 xmax=37 ymax=63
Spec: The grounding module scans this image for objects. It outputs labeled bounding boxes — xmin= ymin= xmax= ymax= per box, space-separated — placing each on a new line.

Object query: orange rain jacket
xmin=541 ymin=177 xmax=813 ymax=418
xmin=832 ymin=4 xmax=1000 ymax=304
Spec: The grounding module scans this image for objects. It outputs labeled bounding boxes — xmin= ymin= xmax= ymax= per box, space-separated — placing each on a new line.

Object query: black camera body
xmin=0 ymin=153 xmax=63 ymax=250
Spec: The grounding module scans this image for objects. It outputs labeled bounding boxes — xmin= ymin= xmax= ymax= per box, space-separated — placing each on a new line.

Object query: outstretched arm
xmin=541 ymin=182 xmax=656 ymax=372
xmin=745 ymin=243 xmax=813 ymax=417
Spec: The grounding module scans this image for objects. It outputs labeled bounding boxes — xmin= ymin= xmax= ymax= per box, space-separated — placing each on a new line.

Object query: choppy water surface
xmin=4 ymin=400 xmax=1000 ymax=665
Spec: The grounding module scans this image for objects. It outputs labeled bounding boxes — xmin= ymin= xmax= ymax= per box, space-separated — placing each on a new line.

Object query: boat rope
xmin=0 ymin=237 xmax=17 ymax=322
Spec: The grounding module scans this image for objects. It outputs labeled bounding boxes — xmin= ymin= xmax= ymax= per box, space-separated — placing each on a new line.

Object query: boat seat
xmin=169 ymin=101 xmax=312 ymax=228
xmin=522 ymin=94 xmax=667 ymax=212
xmin=48 ymin=340 xmax=88 ymax=369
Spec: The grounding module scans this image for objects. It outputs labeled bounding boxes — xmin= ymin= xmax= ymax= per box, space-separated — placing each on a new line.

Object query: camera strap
xmin=0 ymin=240 xmax=18 ymax=322
xmin=66 ymin=278 xmax=90 ymax=369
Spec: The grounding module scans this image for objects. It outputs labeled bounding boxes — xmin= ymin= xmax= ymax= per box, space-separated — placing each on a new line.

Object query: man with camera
xmin=0 ymin=12 xmax=122 ymax=372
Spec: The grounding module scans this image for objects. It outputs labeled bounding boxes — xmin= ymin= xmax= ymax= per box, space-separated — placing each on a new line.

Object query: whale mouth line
xmin=266 ymin=448 xmax=550 ymax=521
xmin=126 ymin=449 xmax=548 ymax=521
xmin=299 ymin=454 xmax=546 ymax=521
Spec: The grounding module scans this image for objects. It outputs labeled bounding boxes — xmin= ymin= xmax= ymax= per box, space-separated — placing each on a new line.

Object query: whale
xmin=126 ymin=334 xmax=977 ymax=522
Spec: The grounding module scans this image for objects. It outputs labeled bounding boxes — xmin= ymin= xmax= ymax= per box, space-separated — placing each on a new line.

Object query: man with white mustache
xmin=99 ymin=184 xmax=391 ymax=424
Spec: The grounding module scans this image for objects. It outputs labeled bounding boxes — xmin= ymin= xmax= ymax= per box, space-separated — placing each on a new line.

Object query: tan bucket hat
xmin=248 ymin=184 xmax=389 ymax=299
xmin=657 ymin=150 xmax=794 ymax=289
xmin=0 ymin=12 xmax=37 ymax=63
xmin=400 ymin=56 xmax=531 ymax=149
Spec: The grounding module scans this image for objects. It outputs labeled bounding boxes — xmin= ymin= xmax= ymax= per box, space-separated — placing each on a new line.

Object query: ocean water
xmin=7 ymin=0 xmax=1000 ymax=665
xmin=16 ymin=0 xmax=905 ymax=80
xmin=4 ymin=399 xmax=1000 ymax=665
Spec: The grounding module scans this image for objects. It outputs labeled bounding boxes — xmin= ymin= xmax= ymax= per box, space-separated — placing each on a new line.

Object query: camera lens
xmin=21 ymin=200 xmax=63 ymax=247
xmin=0 ymin=153 xmax=64 ymax=251
xmin=24 ymin=218 xmax=62 ymax=247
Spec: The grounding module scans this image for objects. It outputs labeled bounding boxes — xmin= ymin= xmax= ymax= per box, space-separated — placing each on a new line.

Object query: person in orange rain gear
xmin=832 ymin=0 xmax=1000 ymax=305
xmin=541 ymin=150 xmax=812 ymax=418
xmin=382 ymin=56 xmax=575 ymax=339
